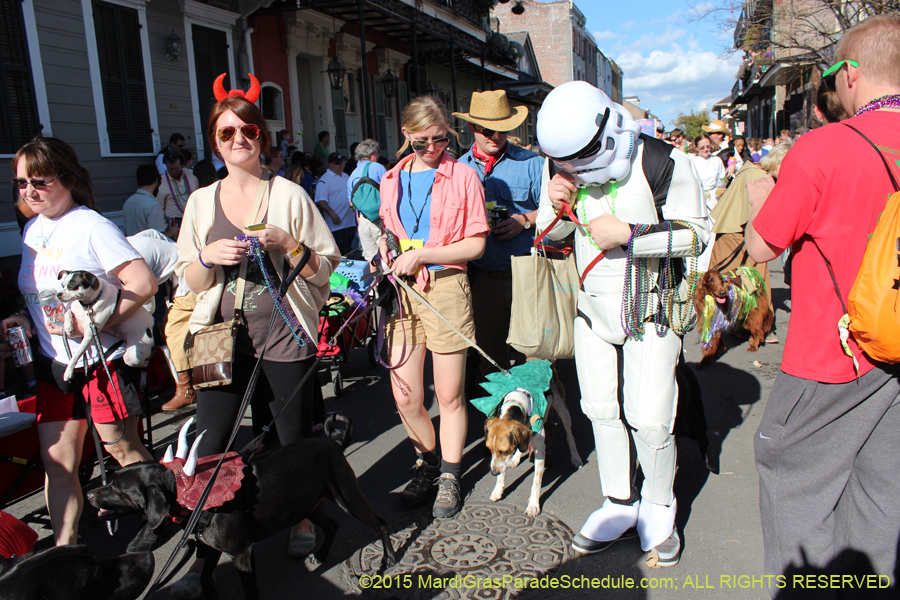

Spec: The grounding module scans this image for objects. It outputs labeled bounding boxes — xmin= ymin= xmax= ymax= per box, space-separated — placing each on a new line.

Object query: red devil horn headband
xmin=213 ymin=73 xmax=261 ymax=104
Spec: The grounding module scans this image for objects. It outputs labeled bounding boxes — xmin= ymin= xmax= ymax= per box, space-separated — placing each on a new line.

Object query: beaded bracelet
xmin=198 ymin=250 xmax=214 ymax=269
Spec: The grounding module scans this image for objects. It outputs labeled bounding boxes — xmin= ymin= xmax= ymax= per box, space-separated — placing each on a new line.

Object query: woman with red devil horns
xmin=169 ymin=74 xmax=341 ymax=598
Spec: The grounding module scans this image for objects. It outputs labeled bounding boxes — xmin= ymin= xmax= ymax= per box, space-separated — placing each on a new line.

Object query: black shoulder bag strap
xmin=815 ymin=124 xmax=900 ymax=326
xmin=820 ymin=124 xmax=900 ymax=305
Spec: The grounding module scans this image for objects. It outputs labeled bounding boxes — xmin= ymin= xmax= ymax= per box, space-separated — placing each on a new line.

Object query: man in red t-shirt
xmin=746 ymin=15 xmax=900 ymax=592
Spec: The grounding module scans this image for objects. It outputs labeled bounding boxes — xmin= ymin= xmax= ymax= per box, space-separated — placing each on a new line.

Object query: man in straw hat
xmin=702 ymin=119 xmax=736 ymax=175
xmin=453 ymin=90 xmax=543 ymax=377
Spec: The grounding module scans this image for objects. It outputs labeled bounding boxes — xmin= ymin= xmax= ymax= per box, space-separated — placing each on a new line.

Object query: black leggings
xmin=195 ymin=354 xmax=317 ymax=457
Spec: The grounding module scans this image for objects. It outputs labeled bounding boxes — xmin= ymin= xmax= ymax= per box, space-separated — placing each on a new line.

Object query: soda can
xmin=39 ymin=289 xmax=65 ymax=327
xmin=8 ymin=326 xmax=32 ymax=367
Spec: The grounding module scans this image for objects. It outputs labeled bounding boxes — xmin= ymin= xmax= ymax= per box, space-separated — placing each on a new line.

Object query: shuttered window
xmin=192 ymin=24 xmax=229 ymax=155
xmin=330 ymin=85 xmax=347 ymax=154
xmin=93 ymin=0 xmax=152 ymax=153
xmin=0 ymin=0 xmax=41 ymax=155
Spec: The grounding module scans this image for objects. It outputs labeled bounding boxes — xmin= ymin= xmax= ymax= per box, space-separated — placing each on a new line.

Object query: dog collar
xmin=80 ymin=287 xmax=122 ymax=310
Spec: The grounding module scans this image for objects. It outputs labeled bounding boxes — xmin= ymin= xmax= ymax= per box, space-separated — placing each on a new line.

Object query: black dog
xmin=87 ymin=438 xmax=396 ymax=600
xmin=0 ymin=546 xmax=153 ymax=600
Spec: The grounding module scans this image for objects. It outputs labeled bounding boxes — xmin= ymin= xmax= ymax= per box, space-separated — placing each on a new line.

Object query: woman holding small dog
xmin=172 ymin=76 xmax=340 ymax=598
xmin=3 ymin=137 xmax=157 ymax=546
xmin=378 ymin=96 xmax=489 ymax=519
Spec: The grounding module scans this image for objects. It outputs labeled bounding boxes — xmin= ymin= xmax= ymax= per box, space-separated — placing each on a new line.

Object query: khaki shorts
xmin=387 ymin=269 xmax=475 ymax=354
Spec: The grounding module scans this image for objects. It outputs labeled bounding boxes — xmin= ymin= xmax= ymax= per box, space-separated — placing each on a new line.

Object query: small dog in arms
xmin=483 ymin=373 xmax=582 ymax=516
xmin=57 ymin=271 xmax=154 ymax=381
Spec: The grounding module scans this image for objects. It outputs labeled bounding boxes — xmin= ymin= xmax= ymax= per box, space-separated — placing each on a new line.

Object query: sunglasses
xmin=11 ymin=174 xmax=63 ymax=190
xmin=473 ymin=125 xmax=503 ymax=138
xmin=410 ymin=136 xmax=450 ymax=152
xmin=697 ymin=145 xmax=711 ymax=151
xmin=217 ymin=124 xmax=260 ymax=143
xmin=822 ymin=59 xmax=859 ymax=91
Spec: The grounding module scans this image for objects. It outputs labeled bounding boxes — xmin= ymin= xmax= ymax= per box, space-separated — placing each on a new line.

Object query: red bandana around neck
xmin=472 ymin=143 xmax=507 ymax=175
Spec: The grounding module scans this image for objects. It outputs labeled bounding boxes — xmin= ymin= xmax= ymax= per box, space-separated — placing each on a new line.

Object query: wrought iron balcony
xmin=431 ymin=0 xmax=489 ymax=29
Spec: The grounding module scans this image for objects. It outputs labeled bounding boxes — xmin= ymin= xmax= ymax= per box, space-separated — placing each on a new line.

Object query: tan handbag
xmin=186 ymin=260 xmax=247 ymax=389
xmin=507 ymin=210 xmax=580 ymax=361
xmin=185 ymin=178 xmax=269 ymax=389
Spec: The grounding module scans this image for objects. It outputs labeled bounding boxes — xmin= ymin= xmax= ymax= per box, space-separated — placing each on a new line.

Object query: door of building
xmin=192 ymin=25 xmax=230 ymax=156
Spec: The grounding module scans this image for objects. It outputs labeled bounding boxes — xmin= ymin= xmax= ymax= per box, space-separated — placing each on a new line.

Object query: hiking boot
xmin=432 ymin=473 xmax=462 ymax=518
xmin=645 ymin=528 xmax=682 ymax=568
xmin=400 ymin=459 xmax=440 ymax=507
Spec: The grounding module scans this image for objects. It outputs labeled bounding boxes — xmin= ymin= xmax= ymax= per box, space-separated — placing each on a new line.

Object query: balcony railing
xmin=432 ymin=0 xmax=488 ymax=29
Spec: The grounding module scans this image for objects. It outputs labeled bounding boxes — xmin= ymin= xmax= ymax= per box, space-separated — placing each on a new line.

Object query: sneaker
xmin=432 ymin=473 xmax=462 ymax=518
xmin=572 ymin=527 xmax=638 ymax=555
xmin=400 ymin=459 xmax=440 ymax=507
xmin=645 ymin=529 xmax=682 ymax=568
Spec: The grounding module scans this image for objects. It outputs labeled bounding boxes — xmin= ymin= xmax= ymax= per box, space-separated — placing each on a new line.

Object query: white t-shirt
xmin=19 ymin=206 xmax=142 ymax=364
xmin=127 ymin=229 xmax=178 ymax=314
xmin=690 ymin=154 xmax=726 ymax=194
xmin=315 ymin=169 xmax=356 ymax=232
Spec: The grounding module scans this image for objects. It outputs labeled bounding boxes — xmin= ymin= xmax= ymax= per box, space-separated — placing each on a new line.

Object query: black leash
xmin=146 ymin=246 xmax=311 ymax=597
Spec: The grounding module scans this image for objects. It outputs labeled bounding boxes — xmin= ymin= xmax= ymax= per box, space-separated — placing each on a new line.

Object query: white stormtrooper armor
xmin=536 ymin=82 xmax=710 ymax=559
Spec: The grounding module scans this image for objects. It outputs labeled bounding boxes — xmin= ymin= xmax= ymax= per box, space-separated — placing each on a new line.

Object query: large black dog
xmin=87 ymin=438 xmax=396 ymax=600
xmin=0 ymin=546 xmax=153 ymax=600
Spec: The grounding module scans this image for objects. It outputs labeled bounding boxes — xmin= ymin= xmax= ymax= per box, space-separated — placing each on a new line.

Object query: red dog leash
xmin=534 ymin=201 xmax=606 ymax=288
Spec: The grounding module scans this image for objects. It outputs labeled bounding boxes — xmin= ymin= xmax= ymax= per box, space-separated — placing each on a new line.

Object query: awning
xmin=759 ymin=62 xmax=814 ymax=88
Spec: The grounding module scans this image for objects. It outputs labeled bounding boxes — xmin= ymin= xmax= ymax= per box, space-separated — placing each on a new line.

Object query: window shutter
xmin=192 ymin=25 xmax=230 ymax=155
xmin=331 ymin=85 xmax=347 ymax=153
xmin=0 ymin=0 xmax=41 ymax=155
xmin=373 ymin=77 xmax=387 ymax=151
xmin=93 ymin=1 xmax=152 ymax=153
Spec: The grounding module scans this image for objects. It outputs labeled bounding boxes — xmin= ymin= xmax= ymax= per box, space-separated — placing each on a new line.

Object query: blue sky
xmin=574 ymin=0 xmax=743 ymax=128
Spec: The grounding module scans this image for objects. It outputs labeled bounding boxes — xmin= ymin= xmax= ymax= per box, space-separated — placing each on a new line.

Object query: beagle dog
xmin=483 ymin=370 xmax=582 ymax=516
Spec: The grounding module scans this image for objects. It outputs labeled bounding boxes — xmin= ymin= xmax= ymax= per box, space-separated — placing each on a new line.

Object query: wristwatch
xmin=522 ymin=216 xmax=532 ymax=230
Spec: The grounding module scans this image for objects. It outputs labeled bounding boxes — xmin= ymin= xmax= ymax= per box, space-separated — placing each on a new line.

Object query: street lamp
xmin=511 ymin=1 xmax=525 ymax=14
xmin=324 ymin=56 xmax=347 ymax=91
xmin=424 ymin=80 xmax=436 ymax=95
xmin=381 ymin=69 xmax=397 ymax=99
xmin=165 ymin=30 xmax=181 ymax=62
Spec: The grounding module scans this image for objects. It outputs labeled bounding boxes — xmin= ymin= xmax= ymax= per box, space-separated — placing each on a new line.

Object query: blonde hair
xmin=836 ymin=15 xmax=900 ymax=88
xmin=758 ymin=142 xmax=791 ymax=174
xmin=397 ymin=95 xmax=459 ymax=158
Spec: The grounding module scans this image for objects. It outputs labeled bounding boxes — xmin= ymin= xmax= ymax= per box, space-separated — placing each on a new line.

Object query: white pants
xmin=357 ymin=216 xmax=382 ymax=262
xmin=574 ymin=315 xmax=681 ymax=506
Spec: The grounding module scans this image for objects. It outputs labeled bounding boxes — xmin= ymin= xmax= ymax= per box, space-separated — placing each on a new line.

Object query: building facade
xmin=1 ymin=0 xmax=528 ymax=261
xmin=492 ymin=0 xmax=623 ymax=103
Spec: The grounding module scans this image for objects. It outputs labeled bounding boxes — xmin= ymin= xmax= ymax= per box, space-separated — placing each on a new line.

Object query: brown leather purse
xmin=186 ymin=260 xmax=247 ymax=389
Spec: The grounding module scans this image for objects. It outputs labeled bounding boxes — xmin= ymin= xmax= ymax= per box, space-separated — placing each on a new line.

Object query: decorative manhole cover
xmin=343 ymin=501 xmax=579 ymax=599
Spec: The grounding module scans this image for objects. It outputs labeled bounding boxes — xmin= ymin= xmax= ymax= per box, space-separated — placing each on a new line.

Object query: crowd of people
xmin=2 ymin=14 xmax=899 ymax=599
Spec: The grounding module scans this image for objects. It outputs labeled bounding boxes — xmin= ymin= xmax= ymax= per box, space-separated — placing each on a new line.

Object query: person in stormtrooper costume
xmin=535 ymin=81 xmax=709 ymax=566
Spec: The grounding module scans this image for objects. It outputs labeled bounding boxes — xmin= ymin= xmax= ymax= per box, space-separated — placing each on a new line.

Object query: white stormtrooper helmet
xmin=537 ymin=81 xmax=642 ymax=187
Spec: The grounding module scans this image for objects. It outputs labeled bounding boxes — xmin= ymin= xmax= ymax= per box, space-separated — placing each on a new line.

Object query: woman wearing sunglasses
xmin=378 ymin=96 xmax=489 ymax=519
xmin=171 ymin=79 xmax=340 ymax=598
xmin=2 ymin=137 xmax=156 ymax=547
xmin=690 ymin=133 xmax=727 ymax=270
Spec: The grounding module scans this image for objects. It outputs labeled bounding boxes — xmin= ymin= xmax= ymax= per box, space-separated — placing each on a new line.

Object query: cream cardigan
xmin=174 ymin=176 xmax=340 ymax=342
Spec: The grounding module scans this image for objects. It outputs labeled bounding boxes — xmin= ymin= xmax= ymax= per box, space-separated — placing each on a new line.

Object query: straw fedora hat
xmin=702 ymin=119 xmax=730 ymax=134
xmin=451 ymin=90 xmax=528 ymax=132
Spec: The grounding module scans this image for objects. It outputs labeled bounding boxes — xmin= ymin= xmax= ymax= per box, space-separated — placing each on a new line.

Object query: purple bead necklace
xmin=165 ymin=171 xmax=191 ymax=214
xmin=855 ymin=94 xmax=900 ymax=117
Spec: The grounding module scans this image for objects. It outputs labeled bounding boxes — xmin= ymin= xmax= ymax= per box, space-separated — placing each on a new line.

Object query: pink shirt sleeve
xmin=461 ymin=167 xmax=490 ymax=239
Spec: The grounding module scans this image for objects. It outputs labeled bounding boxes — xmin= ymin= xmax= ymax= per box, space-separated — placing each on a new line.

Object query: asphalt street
xmin=5 ymin=259 xmax=790 ymax=599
